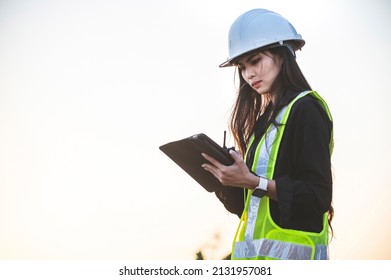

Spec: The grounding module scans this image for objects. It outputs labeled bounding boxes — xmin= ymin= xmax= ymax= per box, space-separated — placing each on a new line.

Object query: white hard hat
xmin=219 ymin=9 xmax=305 ymax=67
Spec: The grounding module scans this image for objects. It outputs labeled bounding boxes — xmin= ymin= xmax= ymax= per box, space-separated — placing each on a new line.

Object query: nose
xmin=243 ymin=65 xmax=256 ymax=80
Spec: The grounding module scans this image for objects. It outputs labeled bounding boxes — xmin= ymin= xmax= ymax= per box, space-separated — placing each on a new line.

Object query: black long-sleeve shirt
xmin=215 ymin=93 xmax=333 ymax=233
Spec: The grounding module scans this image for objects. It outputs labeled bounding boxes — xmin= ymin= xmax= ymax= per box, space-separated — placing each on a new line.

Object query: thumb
xmin=229 ymin=149 xmax=243 ymax=163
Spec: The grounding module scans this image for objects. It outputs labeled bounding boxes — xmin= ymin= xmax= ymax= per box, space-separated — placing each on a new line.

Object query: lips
xmin=251 ymin=80 xmax=262 ymax=88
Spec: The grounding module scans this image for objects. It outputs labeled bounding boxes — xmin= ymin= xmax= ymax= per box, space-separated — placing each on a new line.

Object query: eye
xmin=250 ymin=57 xmax=261 ymax=65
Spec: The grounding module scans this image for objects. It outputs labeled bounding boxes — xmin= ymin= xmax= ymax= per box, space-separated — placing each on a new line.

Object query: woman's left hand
xmin=201 ymin=150 xmax=258 ymax=189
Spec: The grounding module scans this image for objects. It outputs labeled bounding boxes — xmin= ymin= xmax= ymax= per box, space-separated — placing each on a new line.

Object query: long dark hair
xmin=229 ymin=46 xmax=334 ymax=237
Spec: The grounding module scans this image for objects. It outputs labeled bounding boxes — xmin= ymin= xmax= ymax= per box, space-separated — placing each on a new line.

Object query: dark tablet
xmin=159 ymin=133 xmax=234 ymax=192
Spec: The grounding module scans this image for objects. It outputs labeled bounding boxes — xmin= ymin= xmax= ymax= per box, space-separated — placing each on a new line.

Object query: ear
xmin=275 ymin=54 xmax=284 ymax=69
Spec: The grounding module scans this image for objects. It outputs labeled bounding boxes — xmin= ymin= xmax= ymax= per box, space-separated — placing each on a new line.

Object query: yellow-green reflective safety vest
xmin=232 ymin=91 xmax=333 ymax=260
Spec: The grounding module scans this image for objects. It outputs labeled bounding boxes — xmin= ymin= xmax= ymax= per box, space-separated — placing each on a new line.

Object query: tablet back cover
xmin=159 ymin=134 xmax=234 ymax=192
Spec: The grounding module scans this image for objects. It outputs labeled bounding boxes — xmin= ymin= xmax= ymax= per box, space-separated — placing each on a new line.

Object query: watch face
xmin=252 ymin=188 xmax=266 ymax=198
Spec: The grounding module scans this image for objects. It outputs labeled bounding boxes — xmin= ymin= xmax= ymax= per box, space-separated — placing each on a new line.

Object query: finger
xmin=201 ymin=153 xmax=225 ymax=169
xmin=229 ymin=149 xmax=244 ymax=163
xmin=202 ymin=163 xmax=219 ymax=179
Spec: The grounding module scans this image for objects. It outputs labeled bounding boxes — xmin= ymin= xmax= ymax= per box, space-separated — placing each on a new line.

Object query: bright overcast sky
xmin=0 ymin=0 xmax=390 ymax=260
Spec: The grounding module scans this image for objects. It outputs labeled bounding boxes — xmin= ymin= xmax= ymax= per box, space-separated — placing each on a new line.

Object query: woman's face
xmin=237 ymin=50 xmax=283 ymax=95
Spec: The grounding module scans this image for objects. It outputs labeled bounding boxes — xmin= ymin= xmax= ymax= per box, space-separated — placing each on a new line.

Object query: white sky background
xmin=0 ymin=0 xmax=390 ymax=259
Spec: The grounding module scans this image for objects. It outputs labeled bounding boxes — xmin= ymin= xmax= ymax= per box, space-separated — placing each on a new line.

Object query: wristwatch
xmin=252 ymin=176 xmax=268 ymax=198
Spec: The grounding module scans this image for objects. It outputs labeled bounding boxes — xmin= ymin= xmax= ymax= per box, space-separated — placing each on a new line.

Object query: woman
xmin=201 ymin=8 xmax=334 ymax=260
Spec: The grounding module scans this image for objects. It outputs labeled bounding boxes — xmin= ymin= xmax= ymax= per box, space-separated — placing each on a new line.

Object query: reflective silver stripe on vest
xmin=254 ymin=105 xmax=289 ymax=177
xmin=243 ymin=105 xmax=289 ymax=240
xmin=233 ymin=239 xmax=328 ymax=260
xmin=244 ymin=195 xmax=261 ymax=240
xmin=314 ymin=244 xmax=329 ymax=260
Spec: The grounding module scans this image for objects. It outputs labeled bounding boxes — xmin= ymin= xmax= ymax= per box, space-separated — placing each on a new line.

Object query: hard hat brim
xmin=219 ymin=40 xmax=305 ymax=68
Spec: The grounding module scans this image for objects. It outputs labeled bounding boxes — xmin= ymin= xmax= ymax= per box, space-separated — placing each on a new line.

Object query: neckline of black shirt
xmin=245 ymin=89 xmax=303 ymax=169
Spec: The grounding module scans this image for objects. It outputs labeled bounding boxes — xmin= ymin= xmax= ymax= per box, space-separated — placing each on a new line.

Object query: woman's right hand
xmin=201 ymin=150 xmax=259 ymax=189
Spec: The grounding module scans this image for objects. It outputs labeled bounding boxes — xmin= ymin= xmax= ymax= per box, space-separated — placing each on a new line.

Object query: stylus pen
xmin=223 ymin=130 xmax=227 ymax=149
